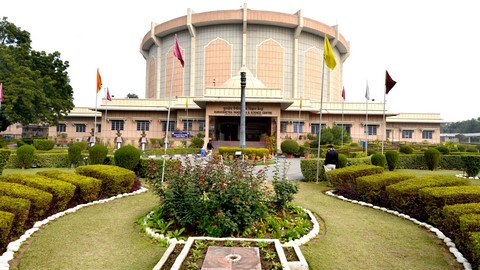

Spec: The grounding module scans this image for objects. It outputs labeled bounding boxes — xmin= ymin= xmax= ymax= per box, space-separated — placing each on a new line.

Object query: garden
xmin=0 ymin=138 xmax=480 ymax=269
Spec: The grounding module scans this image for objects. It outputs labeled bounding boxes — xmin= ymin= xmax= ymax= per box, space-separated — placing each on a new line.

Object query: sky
xmin=2 ymin=0 xmax=479 ymax=122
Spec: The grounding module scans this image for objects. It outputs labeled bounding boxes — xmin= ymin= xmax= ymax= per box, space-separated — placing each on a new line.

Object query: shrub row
xmin=0 ymin=182 xmax=52 ymax=222
xmin=75 ymin=165 xmax=135 ymax=198
xmin=356 ymin=172 xmax=416 ymax=207
xmin=328 ymin=164 xmax=384 ymax=199
xmin=37 ymin=170 xmax=102 ymax=204
xmin=218 ymin=146 xmax=269 ymax=158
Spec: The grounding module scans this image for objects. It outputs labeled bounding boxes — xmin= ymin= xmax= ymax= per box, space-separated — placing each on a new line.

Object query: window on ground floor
xmin=111 ymin=120 xmax=124 ymax=131
xmin=183 ymin=120 xmax=192 ymax=131
xmin=136 ymin=120 xmax=150 ymax=131
xmin=162 ymin=121 xmax=175 ymax=132
xmin=386 ymin=130 xmax=391 ymax=138
xmin=56 ymin=123 xmax=66 ymax=133
xmin=293 ymin=122 xmax=303 ymax=133
xmin=422 ymin=130 xmax=433 ymax=139
xmin=280 ymin=122 xmax=288 ymax=133
xmin=75 ymin=124 xmax=86 ymax=133
xmin=198 ymin=120 xmax=205 ymax=132
xmin=310 ymin=124 xmax=326 ymax=135
xmin=402 ymin=130 xmax=413 ymax=139
xmin=336 ymin=124 xmax=351 ymax=136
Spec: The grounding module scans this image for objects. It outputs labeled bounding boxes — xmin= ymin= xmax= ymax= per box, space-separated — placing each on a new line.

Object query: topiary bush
xmin=16 ymin=144 xmax=35 ymax=169
xmin=0 ymin=150 xmax=11 ymax=175
xmin=424 ymin=148 xmax=441 ymax=171
xmin=88 ymin=144 xmax=108 ymax=165
xmin=68 ymin=144 xmax=82 ymax=167
xmin=190 ymin=136 xmax=204 ymax=148
xmin=280 ymin=139 xmax=299 ymax=155
xmin=385 ymin=150 xmax=399 ymax=171
xmin=436 ymin=145 xmax=450 ymax=155
xmin=114 ymin=145 xmax=141 ymax=171
xmin=370 ymin=153 xmax=386 ymax=168
xmin=399 ymin=145 xmax=413 ymax=154
xmin=33 ymin=139 xmax=55 ymax=151
xmin=461 ymin=156 xmax=480 ymax=178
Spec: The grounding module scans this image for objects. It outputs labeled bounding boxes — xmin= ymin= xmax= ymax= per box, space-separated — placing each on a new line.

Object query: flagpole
xmin=382 ymin=87 xmax=387 ymax=154
xmin=161 ymin=47 xmax=176 ymax=183
xmin=341 ymin=97 xmax=344 ymax=146
xmin=94 ymin=92 xmax=98 ymax=146
xmin=186 ymin=97 xmax=189 ymax=143
xmin=103 ymin=88 xmax=109 ymax=146
xmin=315 ymin=61 xmax=326 ymax=183
xmin=297 ymin=97 xmax=301 ymax=140
xmin=365 ymin=81 xmax=369 ymax=155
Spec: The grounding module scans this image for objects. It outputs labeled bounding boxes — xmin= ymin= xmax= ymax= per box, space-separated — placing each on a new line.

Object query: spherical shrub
xmin=371 ymin=153 xmax=386 ymax=168
xmin=385 ymin=150 xmax=399 ymax=171
xmin=436 ymin=145 xmax=450 ymax=155
xmin=280 ymin=139 xmax=299 ymax=155
xmin=16 ymin=144 xmax=35 ymax=169
xmin=424 ymin=148 xmax=441 ymax=171
xmin=33 ymin=139 xmax=55 ymax=151
xmin=68 ymin=144 xmax=82 ymax=166
xmin=114 ymin=145 xmax=141 ymax=171
xmin=399 ymin=145 xmax=413 ymax=154
xmin=190 ymin=137 xmax=204 ymax=148
xmin=88 ymin=144 xmax=108 ymax=165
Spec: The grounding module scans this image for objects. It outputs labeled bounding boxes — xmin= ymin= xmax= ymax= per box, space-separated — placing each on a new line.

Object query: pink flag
xmin=173 ymin=34 xmax=184 ymax=67
xmin=0 ymin=83 xmax=3 ymax=102
xmin=341 ymin=87 xmax=346 ymax=101
xmin=106 ymin=87 xmax=111 ymax=101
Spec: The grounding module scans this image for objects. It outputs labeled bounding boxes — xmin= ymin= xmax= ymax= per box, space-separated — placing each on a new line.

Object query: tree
xmin=126 ymin=93 xmax=138 ymax=98
xmin=0 ymin=17 xmax=74 ymax=132
xmin=310 ymin=126 xmax=351 ymax=147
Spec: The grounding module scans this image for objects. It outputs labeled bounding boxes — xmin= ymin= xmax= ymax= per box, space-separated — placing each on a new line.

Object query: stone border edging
xmin=0 ymin=187 xmax=149 ymax=270
xmin=324 ymin=190 xmax=472 ymax=270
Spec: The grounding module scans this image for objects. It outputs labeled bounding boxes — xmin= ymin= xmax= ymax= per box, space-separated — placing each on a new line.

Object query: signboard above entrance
xmin=213 ymin=106 xmax=273 ymax=116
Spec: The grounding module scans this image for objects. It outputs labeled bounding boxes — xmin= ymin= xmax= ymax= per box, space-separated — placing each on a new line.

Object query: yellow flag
xmin=324 ymin=35 xmax=336 ymax=70
xmin=299 ymin=96 xmax=302 ymax=110
xmin=185 ymin=96 xmax=188 ymax=111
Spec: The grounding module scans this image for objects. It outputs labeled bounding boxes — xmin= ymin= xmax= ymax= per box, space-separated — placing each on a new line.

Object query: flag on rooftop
xmin=385 ymin=70 xmax=397 ymax=94
xmin=96 ymin=68 xmax=102 ymax=93
xmin=365 ymin=81 xmax=370 ymax=100
xmin=173 ymin=34 xmax=184 ymax=68
xmin=106 ymin=87 xmax=111 ymax=101
xmin=323 ymin=34 xmax=336 ymax=70
xmin=342 ymin=87 xmax=346 ymax=101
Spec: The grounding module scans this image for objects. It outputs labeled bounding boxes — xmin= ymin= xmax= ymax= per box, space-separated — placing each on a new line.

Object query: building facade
xmin=1 ymin=4 xmax=444 ymax=149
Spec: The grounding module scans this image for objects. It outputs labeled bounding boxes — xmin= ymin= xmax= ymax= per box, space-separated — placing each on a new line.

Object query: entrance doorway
xmin=214 ymin=116 xmax=271 ymax=141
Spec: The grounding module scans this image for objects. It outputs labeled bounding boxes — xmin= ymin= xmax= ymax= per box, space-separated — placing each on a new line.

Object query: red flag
xmin=96 ymin=68 xmax=103 ymax=93
xmin=0 ymin=82 xmax=3 ymax=102
xmin=106 ymin=87 xmax=111 ymax=101
xmin=341 ymin=87 xmax=346 ymax=101
xmin=385 ymin=70 xmax=396 ymax=94
xmin=173 ymin=34 xmax=184 ymax=67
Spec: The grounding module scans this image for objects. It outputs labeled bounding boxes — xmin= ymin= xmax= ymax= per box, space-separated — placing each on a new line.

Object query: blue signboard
xmin=171 ymin=131 xmax=190 ymax=138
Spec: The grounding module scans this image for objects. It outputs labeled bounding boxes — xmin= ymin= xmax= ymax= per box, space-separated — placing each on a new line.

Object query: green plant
xmin=399 ymin=145 xmax=413 ymax=154
xmin=88 ymin=144 xmax=108 ymax=165
xmin=436 ymin=145 xmax=450 ymax=155
xmin=190 ymin=136 xmax=204 ymax=148
xmin=461 ymin=156 xmax=480 ymax=177
xmin=68 ymin=144 xmax=82 ymax=167
xmin=337 ymin=153 xmax=348 ymax=168
xmin=114 ymin=145 xmax=141 ymax=171
xmin=16 ymin=144 xmax=35 ymax=169
xmin=370 ymin=153 xmax=386 ymax=167
xmin=33 ymin=139 xmax=55 ymax=151
xmin=280 ymin=139 xmax=299 ymax=155
xmin=225 ymin=240 xmax=234 ymax=247
xmin=385 ymin=150 xmax=399 ymax=171
xmin=424 ymin=148 xmax=441 ymax=171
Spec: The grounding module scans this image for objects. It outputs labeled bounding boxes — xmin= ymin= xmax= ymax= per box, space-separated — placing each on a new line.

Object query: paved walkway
xmin=262 ymin=156 xmax=304 ymax=181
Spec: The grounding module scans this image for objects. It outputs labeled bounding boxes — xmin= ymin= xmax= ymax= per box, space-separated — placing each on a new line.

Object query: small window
xmin=198 ymin=120 xmax=205 ymax=132
xmin=136 ymin=120 xmax=150 ymax=131
xmin=364 ymin=125 xmax=377 ymax=135
xmin=422 ymin=130 xmax=433 ymax=139
xmin=183 ymin=120 xmax=192 ymax=131
xmin=162 ymin=121 xmax=175 ymax=132
xmin=111 ymin=120 xmax=124 ymax=131
xmin=56 ymin=124 xmax=66 ymax=133
xmin=75 ymin=124 xmax=86 ymax=133
xmin=280 ymin=122 xmax=288 ymax=133
xmin=402 ymin=130 xmax=413 ymax=139
xmin=386 ymin=130 xmax=391 ymax=138
xmin=293 ymin=122 xmax=303 ymax=133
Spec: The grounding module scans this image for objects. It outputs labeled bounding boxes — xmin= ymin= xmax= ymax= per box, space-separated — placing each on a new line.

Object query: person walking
xmin=324 ymin=144 xmax=338 ymax=172
xmin=207 ymin=139 xmax=214 ymax=157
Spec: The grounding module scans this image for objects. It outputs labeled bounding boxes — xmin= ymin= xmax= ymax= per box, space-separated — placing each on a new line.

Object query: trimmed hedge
xmin=0 ymin=150 xmax=11 ymax=175
xmin=75 ymin=165 xmax=135 ymax=198
xmin=217 ymin=147 xmax=269 ymax=158
xmin=466 ymin=231 xmax=480 ymax=269
xmin=33 ymin=139 xmax=55 ymax=151
xmin=0 ymin=174 xmax=76 ymax=213
xmin=300 ymin=158 xmax=326 ymax=182
xmin=459 ymin=213 xmax=480 ymax=265
xmin=37 ymin=170 xmax=101 ymax=203
xmin=442 ymin=203 xmax=480 ymax=241
xmin=5 ymin=153 xmax=70 ymax=169
xmin=386 ymin=175 xmax=470 ymax=220
xmin=0 ymin=210 xmax=14 ymax=246
xmin=461 ymin=155 xmax=480 ymax=177
xmin=0 ymin=196 xmax=31 ymax=235
xmin=114 ymin=145 xmax=141 ymax=171
xmin=328 ymin=164 xmax=384 ymax=199
xmin=419 ymin=186 xmax=480 ymax=227
xmin=0 ymin=182 xmax=52 ymax=222
xmin=356 ymin=172 xmax=415 ymax=207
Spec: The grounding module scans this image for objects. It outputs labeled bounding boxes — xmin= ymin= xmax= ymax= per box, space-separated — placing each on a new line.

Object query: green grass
xmin=7 ymin=169 xmax=467 ymax=269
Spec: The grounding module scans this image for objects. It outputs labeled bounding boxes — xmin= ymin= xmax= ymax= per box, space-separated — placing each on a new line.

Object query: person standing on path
xmin=207 ymin=139 xmax=214 ymax=157
xmin=324 ymin=144 xmax=338 ymax=172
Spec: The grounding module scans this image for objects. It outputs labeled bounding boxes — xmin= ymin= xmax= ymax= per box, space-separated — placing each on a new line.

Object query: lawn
xmin=5 ymin=169 xmax=466 ymax=270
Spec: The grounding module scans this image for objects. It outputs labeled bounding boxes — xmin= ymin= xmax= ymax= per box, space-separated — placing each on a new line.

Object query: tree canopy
xmin=441 ymin=117 xmax=480 ymax=133
xmin=126 ymin=93 xmax=138 ymax=98
xmin=0 ymin=17 xmax=74 ymax=132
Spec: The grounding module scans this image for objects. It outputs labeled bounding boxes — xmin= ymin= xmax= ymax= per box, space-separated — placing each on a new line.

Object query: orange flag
xmin=96 ymin=68 xmax=103 ymax=93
